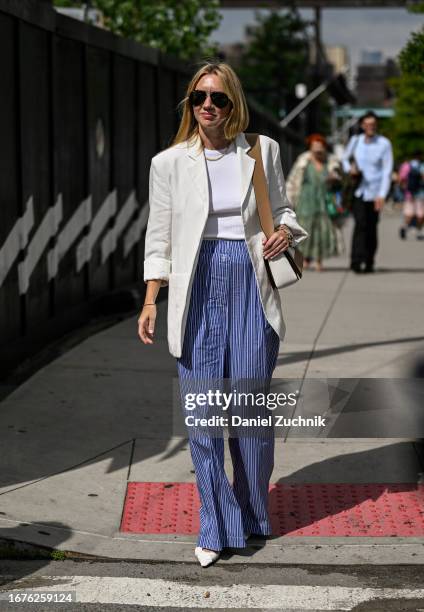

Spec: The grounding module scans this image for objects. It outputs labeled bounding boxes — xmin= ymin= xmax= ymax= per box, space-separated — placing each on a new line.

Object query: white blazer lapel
xmin=186 ymin=134 xmax=209 ymax=217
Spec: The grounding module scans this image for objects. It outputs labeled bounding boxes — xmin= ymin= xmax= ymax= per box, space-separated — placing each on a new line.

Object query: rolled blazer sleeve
xmin=268 ymin=141 xmax=309 ymax=246
xmin=143 ymin=157 xmax=172 ymax=287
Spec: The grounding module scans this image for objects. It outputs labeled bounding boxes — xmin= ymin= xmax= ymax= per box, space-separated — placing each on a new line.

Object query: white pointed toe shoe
xmin=194 ymin=546 xmax=221 ymax=567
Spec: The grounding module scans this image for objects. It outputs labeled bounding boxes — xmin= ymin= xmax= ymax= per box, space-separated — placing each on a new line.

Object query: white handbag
xmin=266 ymin=245 xmax=304 ymax=289
xmin=245 ymin=133 xmax=303 ymax=289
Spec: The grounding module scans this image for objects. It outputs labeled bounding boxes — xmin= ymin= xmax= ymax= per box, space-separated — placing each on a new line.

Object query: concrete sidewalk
xmin=0 ymin=211 xmax=423 ymax=565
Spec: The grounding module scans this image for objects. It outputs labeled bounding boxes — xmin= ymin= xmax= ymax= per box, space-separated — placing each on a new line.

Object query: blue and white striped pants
xmin=176 ymin=239 xmax=280 ymax=550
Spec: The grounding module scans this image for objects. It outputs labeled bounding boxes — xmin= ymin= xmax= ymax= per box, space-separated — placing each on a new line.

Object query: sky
xmin=211 ymin=7 xmax=424 ymax=84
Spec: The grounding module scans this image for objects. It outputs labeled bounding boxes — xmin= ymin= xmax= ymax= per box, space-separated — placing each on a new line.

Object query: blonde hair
xmin=171 ymin=61 xmax=249 ymax=152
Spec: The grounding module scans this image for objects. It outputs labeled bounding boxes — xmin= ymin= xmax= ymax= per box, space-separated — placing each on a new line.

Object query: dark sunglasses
xmin=189 ymin=89 xmax=231 ymax=109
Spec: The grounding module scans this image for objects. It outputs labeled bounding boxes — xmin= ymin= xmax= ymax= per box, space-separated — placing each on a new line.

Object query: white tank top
xmin=202 ymin=141 xmax=245 ymax=240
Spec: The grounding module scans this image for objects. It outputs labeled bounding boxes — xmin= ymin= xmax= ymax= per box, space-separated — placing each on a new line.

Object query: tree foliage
xmin=388 ymin=75 xmax=424 ymax=159
xmin=399 ymin=1 xmax=424 ymax=76
xmin=53 ymin=0 xmax=222 ymax=61
xmin=385 ymin=2 xmax=424 ymax=160
xmin=408 ymin=1 xmax=424 ymax=12
xmin=399 ymin=27 xmax=424 ymax=76
xmin=237 ymin=8 xmax=309 ymax=120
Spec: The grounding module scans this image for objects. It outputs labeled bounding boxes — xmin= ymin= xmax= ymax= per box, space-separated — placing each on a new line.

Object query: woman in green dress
xmin=286 ymin=133 xmax=343 ymax=271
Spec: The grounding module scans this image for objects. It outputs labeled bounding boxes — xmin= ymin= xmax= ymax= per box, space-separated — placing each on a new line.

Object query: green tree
xmin=407 ymin=1 xmax=424 ymax=12
xmin=53 ymin=0 xmax=222 ymax=61
xmin=399 ymin=28 xmax=424 ymax=76
xmin=399 ymin=1 xmax=424 ymax=76
xmin=237 ymin=8 xmax=309 ymax=120
xmin=385 ymin=2 xmax=424 ymax=159
xmin=388 ymin=75 xmax=424 ymax=159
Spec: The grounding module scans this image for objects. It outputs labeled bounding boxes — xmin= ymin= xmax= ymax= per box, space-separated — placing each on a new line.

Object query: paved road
xmin=1 ymin=559 xmax=424 ymax=610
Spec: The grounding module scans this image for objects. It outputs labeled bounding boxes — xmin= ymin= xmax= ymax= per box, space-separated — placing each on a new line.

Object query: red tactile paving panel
xmin=120 ymin=482 xmax=424 ymax=537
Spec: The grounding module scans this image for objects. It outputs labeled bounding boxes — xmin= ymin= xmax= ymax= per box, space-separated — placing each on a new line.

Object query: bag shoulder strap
xmin=244 ymin=132 xmax=275 ymax=238
xmin=349 ymin=134 xmax=361 ymax=163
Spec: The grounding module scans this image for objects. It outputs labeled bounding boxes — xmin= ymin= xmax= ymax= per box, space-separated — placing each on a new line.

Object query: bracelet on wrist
xmin=275 ymin=225 xmax=294 ymax=246
xmin=143 ymin=303 xmax=156 ymax=306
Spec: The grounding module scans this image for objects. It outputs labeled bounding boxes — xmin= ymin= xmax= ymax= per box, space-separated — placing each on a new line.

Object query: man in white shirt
xmin=343 ymin=111 xmax=394 ymax=273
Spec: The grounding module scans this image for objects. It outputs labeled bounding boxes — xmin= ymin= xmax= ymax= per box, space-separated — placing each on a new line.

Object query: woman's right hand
xmin=138 ymin=305 xmax=157 ymax=345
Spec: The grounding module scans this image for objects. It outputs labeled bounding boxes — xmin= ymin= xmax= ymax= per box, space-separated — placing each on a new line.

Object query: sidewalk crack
xmin=283 ymin=271 xmax=349 ymax=441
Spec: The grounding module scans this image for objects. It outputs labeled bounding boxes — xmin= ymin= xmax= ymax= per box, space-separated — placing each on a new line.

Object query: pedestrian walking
xmin=398 ymin=153 xmax=424 ymax=240
xmin=138 ymin=62 xmax=307 ymax=567
xmin=342 ymin=111 xmax=394 ymax=273
xmin=286 ymin=133 xmax=343 ymax=272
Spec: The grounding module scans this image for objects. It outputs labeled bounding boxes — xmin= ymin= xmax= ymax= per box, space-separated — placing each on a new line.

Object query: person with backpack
xmin=398 ymin=152 xmax=424 ymax=240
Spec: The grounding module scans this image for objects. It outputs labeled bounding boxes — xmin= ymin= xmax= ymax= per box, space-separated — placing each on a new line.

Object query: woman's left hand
xmin=262 ymin=228 xmax=290 ymax=260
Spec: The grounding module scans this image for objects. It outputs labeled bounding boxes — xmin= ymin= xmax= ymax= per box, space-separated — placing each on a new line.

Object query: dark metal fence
xmin=0 ymin=0 xmax=302 ymax=377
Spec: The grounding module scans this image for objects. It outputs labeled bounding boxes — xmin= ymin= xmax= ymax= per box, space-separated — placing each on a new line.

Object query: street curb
xmin=0 ymin=538 xmax=93 ymax=561
xmin=1 ymin=524 xmax=424 ymax=565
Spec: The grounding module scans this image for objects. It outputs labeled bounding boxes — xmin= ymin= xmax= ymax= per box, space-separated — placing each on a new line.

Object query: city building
xmin=361 ymin=49 xmax=383 ymax=65
xmin=356 ymin=52 xmax=400 ymax=106
xmin=325 ymin=45 xmax=350 ymax=75
xmin=219 ymin=42 xmax=246 ymax=68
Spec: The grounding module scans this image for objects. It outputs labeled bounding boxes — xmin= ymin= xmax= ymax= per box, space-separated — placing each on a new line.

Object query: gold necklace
xmin=204 ymin=142 xmax=233 ymax=161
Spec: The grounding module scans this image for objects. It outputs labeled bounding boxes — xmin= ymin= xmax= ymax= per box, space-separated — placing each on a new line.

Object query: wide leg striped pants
xmin=176 ymin=239 xmax=281 ymax=551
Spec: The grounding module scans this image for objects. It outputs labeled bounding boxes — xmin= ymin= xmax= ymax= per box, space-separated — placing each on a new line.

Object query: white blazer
xmin=143 ymin=131 xmax=308 ymax=358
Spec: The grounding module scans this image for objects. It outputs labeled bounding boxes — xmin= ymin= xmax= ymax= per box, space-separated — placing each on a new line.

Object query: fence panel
xmin=19 ymin=21 xmax=52 ymax=330
xmin=85 ymin=44 xmax=111 ymax=297
xmin=0 ymin=13 xmax=21 ymax=345
xmin=111 ymin=53 xmax=137 ymax=288
xmin=53 ymin=34 xmax=88 ymax=311
xmin=157 ymin=64 xmax=178 ymax=151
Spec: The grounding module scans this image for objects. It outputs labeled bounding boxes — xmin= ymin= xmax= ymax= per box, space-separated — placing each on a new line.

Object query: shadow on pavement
xmin=277 ymin=336 xmax=424 ymax=367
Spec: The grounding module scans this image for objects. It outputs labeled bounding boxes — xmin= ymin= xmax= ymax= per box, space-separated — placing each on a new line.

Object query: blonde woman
xmin=138 ymin=62 xmax=307 ymax=567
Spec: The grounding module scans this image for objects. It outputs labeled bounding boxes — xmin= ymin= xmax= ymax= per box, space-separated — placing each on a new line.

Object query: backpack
xmin=407 ymin=163 xmax=422 ymax=195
